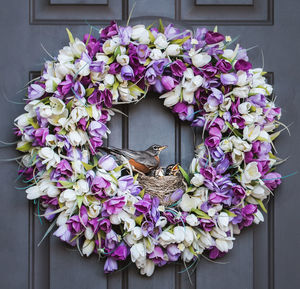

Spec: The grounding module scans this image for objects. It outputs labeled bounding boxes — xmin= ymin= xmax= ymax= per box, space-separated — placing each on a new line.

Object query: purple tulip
xmin=216 ymin=59 xmax=232 ymax=73
xmin=88 ymin=121 xmax=108 ymax=138
xmin=91 ymin=176 xmax=110 ymax=196
xmin=136 ymin=44 xmax=150 ymax=63
xmin=33 ymin=128 xmax=49 ymax=146
xmin=164 ymin=24 xmax=181 ymax=39
xmin=53 ymin=225 xmax=72 ymax=242
xmin=149 ymin=246 xmax=167 ymax=266
xmin=209 ymin=247 xmax=226 ymax=259
xmin=207 ymin=88 xmax=224 ymax=107
xmin=100 ymin=21 xmax=118 ymax=39
xmin=170 ymin=189 xmax=184 ymax=203
xmin=170 ymin=60 xmax=187 ymax=77
xmin=83 ymin=34 xmax=101 ymax=58
xmin=119 ymin=26 xmax=132 ymax=45
xmin=263 ymin=172 xmax=282 ymax=190
xmin=99 ymin=219 xmax=112 ymax=233
xmin=173 ymin=102 xmax=194 ymax=121
xmin=112 ymin=244 xmax=129 ymax=260
xmin=121 ymin=65 xmax=134 ymax=81
xmin=232 ymin=185 xmax=246 ymax=205
xmin=104 ymin=257 xmax=118 ymax=273
xmin=134 ymin=198 xmax=152 ymax=214
xmin=205 ymin=31 xmax=225 ymax=44
xmin=103 ymin=196 xmax=126 ymax=215
xmin=55 ymin=159 xmax=73 ymax=178
xmin=220 ymin=73 xmax=238 ymax=85
xmin=161 ymin=76 xmax=176 ymax=91
xmin=234 ymin=59 xmax=252 ymax=71
xmin=118 ymin=175 xmax=134 ymax=191
xmin=248 ymin=94 xmax=266 ymax=107
xmin=98 ymin=155 xmax=117 ymax=171
xmin=141 ymin=220 xmax=154 ymax=237
xmin=145 ymin=67 xmax=157 ymax=85
xmin=152 ymin=59 xmax=168 ymax=75
xmin=88 ymin=88 xmax=112 ymax=108
xmin=105 ymin=229 xmax=118 ymax=250
xmin=240 ymin=204 xmax=257 ymax=228
xmin=167 ymin=244 xmax=181 ymax=261
xmin=28 ymin=83 xmax=45 ymax=99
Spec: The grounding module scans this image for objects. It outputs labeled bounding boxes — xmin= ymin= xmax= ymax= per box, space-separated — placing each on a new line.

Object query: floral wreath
xmin=15 ymin=20 xmax=283 ymax=276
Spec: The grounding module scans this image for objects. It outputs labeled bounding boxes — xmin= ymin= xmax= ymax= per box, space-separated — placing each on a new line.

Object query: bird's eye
xmin=153 ymin=145 xmax=159 ymax=150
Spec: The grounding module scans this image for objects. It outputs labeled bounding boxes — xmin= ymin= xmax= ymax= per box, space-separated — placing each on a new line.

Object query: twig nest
xmin=137 ymin=174 xmax=186 ymax=206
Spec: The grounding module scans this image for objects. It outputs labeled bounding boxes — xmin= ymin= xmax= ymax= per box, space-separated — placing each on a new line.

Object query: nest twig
xmin=137 ymin=174 xmax=185 ymax=206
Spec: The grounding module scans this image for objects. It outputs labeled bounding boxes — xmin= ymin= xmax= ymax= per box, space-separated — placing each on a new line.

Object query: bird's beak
xmin=159 ymin=145 xmax=168 ymax=151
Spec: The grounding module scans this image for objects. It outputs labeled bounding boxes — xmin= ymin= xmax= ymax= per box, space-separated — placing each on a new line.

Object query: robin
xmin=101 ymin=144 xmax=168 ymax=174
xmin=165 ymin=163 xmax=181 ymax=176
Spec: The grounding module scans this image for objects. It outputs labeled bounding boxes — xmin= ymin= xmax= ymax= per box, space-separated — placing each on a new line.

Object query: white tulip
xmin=131 ymin=226 xmax=143 ymax=241
xmin=39 ymin=179 xmax=60 ymax=197
xmin=116 ymin=54 xmax=130 ymax=66
xmin=199 ymin=231 xmax=214 ymax=248
xmin=232 ymin=86 xmax=249 ymax=98
xmin=217 ymin=212 xmax=229 ymax=230
xmin=159 ymin=231 xmax=175 ymax=246
xmin=102 ymin=38 xmax=119 ymax=55
xmin=184 ymin=68 xmax=194 ymax=80
xmin=95 ymin=53 xmax=109 ymax=63
xmin=236 ymin=71 xmax=249 ymax=86
xmin=186 ymin=214 xmax=199 ymax=226
xmin=60 ymin=189 xmax=76 ymax=203
xmin=191 ymin=53 xmax=211 ymax=68
xmin=82 ymin=239 xmax=95 ymax=257
xmin=254 ymin=209 xmax=264 ymax=224
xmin=84 ymin=226 xmax=94 ymax=240
xmin=216 ymin=239 xmax=233 ymax=252
xmin=56 ymin=211 xmax=69 ymax=226
xmin=179 ymin=193 xmax=201 ymax=212
xmin=220 ymin=138 xmax=233 ymax=152
xmin=110 ymin=214 xmax=121 ymax=225
xmin=39 ymin=105 xmax=52 ymax=118
xmin=165 ymin=44 xmax=181 ymax=56
xmin=70 ymin=38 xmax=86 ymax=58
xmin=45 ymin=77 xmax=61 ymax=93
xmin=154 ymin=33 xmax=168 ymax=49
xmin=231 ymin=149 xmax=244 ymax=166
xmin=131 ymin=25 xmax=147 ymax=40
xmin=243 ymin=125 xmax=260 ymax=142
xmin=149 ymin=48 xmax=163 ymax=60
xmin=241 ymin=162 xmax=261 ymax=183
xmin=251 ymin=184 xmax=269 ymax=200
xmin=190 ymin=173 xmax=204 ymax=187
xmin=130 ymin=243 xmax=146 ymax=263
xmin=231 ymin=137 xmax=252 ymax=152
xmin=49 ymin=97 xmax=66 ymax=115
xmin=220 ymin=97 xmax=232 ymax=111
xmin=26 ymin=185 xmax=43 ymax=200
xmin=140 ymin=260 xmax=155 ymax=277
xmin=182 ymin=248 xmax=194 ymax=262
xmin=57 ymin=46 xmax=74 ymax=63
xmin=104 ymin=74 xmax=115 ymax=86
xmin=223 ymin=49 xmax=234 ymax=59
xmin=238 ymin=102 xmax=251 ymax=115
xmin=159 ymin=84 xmax=181 ymax=107
xmin=173 ymin=226 xmax=185 ymax=243
xmin=88 ymin=204 xmax=101 ymax=218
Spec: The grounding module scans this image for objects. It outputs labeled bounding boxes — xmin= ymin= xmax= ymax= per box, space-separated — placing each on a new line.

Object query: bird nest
xmin=137 ymin=174 xmax=186 ymax=206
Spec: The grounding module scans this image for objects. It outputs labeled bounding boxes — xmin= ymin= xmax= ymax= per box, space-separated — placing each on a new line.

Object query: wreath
xmin=14 ymin=20 xmax=283 ymax=276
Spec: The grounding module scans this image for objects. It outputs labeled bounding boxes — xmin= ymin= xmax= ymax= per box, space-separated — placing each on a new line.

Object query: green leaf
xmin=138 ymin=188 xmax=145 ymax=198
xmin=81 ymin=161 xmax=95 ymax=171
xmin=114 ymin=164 xmax=124 ymax=172
xmin=158 ymin=19 xmax=164 ymax=33
xmin=257 ymin=199 xmax=268 ymax=213
xmin=28 ymin=118 xmax=39 ymax=129
xmin=16 ymin=142 xmax=32 ymax=152
xmin=86 ymin=106 xmax=93 ymax=118
xmin=113 ymin=81 xmax=119 ymax=91
xmin=58 ymin=129 xmax=67 ymax=135
xmin=191 ymin=208 xmax=211 ymax=219
xmin=66 ymin=100 xmax=73 ymax=112
xmin=77 ymin=195 xmax=83 ymax=208
xmin=129 ymin=83 xmax=145 ymax=94
xmin=270 ymin=131 xmax=281 ymax=141
xmin=148 ymin=30 xmax=155 ymax=43
xmin=225 ymin=121 xmax=243 ymax=138
xmin=66 ymin=28 xmax=75 ymax=44
xmin=178 ymin=165 xmax=190 ymax=184
xmin=107 ymin=55 xmax=115 ymax=65
xmin=85 ymin=88 xmax=95 ymax=97
xmin=58 ymin=180 xmax=74 ymax=189
xmin=171 ymin=36 xmax=190 ymax=46
xmin=223 ymin=209 xmax=237 ymax=217
xmin=114 ymin=46 xmax=121 ymax=57
xmin=135 ymin=214 xmax=144 ymax=226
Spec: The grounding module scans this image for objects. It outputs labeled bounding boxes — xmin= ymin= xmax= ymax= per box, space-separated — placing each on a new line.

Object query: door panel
xmin=0 ymin=0 xmax=299 ymax=289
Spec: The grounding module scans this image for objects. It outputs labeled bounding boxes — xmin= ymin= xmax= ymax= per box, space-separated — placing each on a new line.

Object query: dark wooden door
xmin=0 ymin=0 xmax=299 ymax=289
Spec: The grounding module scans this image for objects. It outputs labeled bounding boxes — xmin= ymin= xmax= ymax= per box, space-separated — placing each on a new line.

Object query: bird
xmin=101 ymin=144 xmax=168 ymax=174
xmin=165 ymin=163 xmax=181 ymax=176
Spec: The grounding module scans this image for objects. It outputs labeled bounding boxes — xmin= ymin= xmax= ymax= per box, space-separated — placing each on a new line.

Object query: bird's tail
xmin=100 ymin=146 xmax=124 ymax=156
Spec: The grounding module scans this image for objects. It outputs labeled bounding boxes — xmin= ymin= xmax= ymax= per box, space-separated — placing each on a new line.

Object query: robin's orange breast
xmin=129 ymin=159 xmax=151 ymax=173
